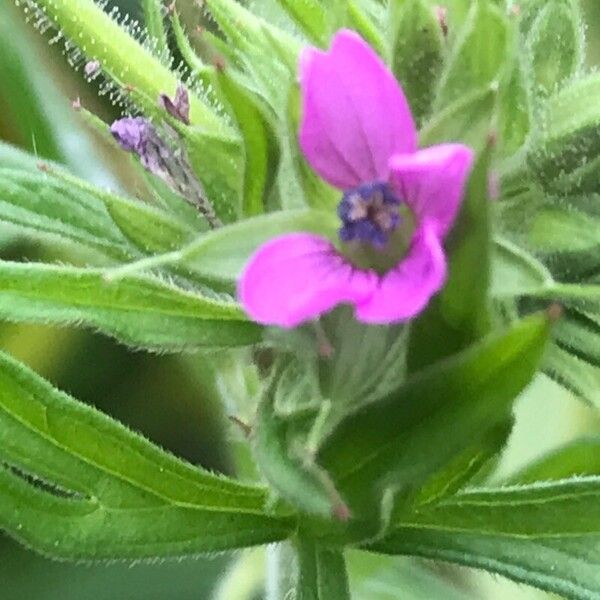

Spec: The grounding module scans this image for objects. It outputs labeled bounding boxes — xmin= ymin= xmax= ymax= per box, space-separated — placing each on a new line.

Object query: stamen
xmin=337 ymin=182 xmax=401 ymax=248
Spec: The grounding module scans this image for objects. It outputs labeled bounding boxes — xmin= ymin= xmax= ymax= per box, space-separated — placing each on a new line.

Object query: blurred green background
xmin=0 ymin=1 xmax=599 ymax=598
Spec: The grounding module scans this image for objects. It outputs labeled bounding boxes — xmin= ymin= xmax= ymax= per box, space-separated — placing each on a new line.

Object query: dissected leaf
xmin=318 ymin=313 xmax=552 ymax=516
xmin=0 ymin=261 xmax=261 ymax=351
xmin=0 ymin=351 xmax=294 ymax=559
xmin=369 ymin=478 xmax=600 ymax=600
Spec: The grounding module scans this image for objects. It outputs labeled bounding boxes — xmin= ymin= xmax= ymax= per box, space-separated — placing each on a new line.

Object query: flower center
xmin=337 ymin=182 xmax=414 ymax=273
xmin=338 ymin=182 xmax=401 ymax=247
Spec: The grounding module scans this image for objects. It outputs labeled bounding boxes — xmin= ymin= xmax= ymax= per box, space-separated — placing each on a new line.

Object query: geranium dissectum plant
xmin=239 ymin=30 xmax=474 ymax=327
xmin=5 ymin=0 xmax=600 ymax=598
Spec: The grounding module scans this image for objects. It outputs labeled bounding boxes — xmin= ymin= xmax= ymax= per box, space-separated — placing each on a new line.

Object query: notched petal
xmin=389 ymin=144 xmax=474 ymax=238
xmin=299 ymin=29 xmax=417 ymax=189
xmin=355 ymin=222 xmax=447 ymax=324
xmin=238 ymin=233 xmax=377 ymax=328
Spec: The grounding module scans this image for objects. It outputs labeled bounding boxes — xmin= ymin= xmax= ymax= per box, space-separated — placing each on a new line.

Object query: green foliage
xmin=295 ymin=540 xmax=350 ymax=600
xmin=142 ymin=209 xmax=338 ymax=282
xmin=0 ymin=261 xmax=260 ymax=351
xmin=217 ymin=73 xmax=279 ymax=217
xmin=408 ymin=141 xmax=492 ymax=372
xmin=0 ymin=163 xmax=136 ymax=264
xmin=510 ymin=436 xmax=600 ymax=482
xmin=530 ymin=73 xmax=600 ymax=195
xmin=388 ymin=0 xmax=444 ymax=124
xmin=5 ymin=0 xmax=600 ymax=597
xmin=434 ymin=0 xmax=510 ymax=110
xmin=142 ymin=0 xmax=169 ymax=57
xmin=318 ymin=312 xmax=551 ymax=518
xmin=0 ymin=350 xmax=293 ymax=559
xmin=349 ymin=552 xmax=470 ymax=600
xmin=274 ymin=0 xmax=330 ymax=45
xmin=253 ymin=365 xmax=336 ymax=520
xmin=369 ymin=478 xmax=600 ymax=600
xmin=526 ymin=0 xmax=583 ymax=95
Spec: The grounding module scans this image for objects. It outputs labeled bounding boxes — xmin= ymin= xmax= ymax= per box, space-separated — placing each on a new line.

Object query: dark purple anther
xmin=159 ymin=85 xmax=190 ymax=125
xmin=337 ymin=181 xmax=402 ymax=248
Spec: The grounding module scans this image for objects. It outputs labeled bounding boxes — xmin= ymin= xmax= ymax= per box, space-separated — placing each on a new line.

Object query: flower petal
xmin=299 ymin=30 xmax=417 ymax=189
xmin=355 ymin=221 xmax=446 ymax=324
xmin=389 ymin=144 xmax=474 ymax=238
xmin=239 ymin=233 xmax=377 ymax=328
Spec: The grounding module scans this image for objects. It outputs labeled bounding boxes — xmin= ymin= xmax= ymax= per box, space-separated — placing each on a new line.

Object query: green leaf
xmin=529 ymin=74 xmax=600 ymax=194
xmin=24 ymin=0 xmax=231 ymax=137
xmin=526 ymin=0 xmax=583 ymax=95
xmin=491 ymin=237 xmax=553 ymax=298
xmin=412 ymin=419 xmax=513 ymax=506
xmin=0 ymin=161 xmax=137 ymax=264
xmin=407 ymin=142 xmax=492 ymax=372
xmin=0 ymin=351 xmax=295 ymax=560
xmin=420 ymin=87 xmax=496 ymax=150
xmin=275 ymin=0 xmax=330 ymax=44
xmin=317 ymin=313 xmax=552 ymax=516
xmin=389 ymin=0 xmax=444 ymax=124
xmin=295 ymin=539 xmax=350 ymax=600
xmin=510 ymin=436 xmax=600 ymax=483
xmin=368 ymin=479 xmax=600 ymax=600
xmin=348 ymin=551 xmax=473 ymax=600
xmin=346 ymin=1 xmax=385 ymax=57
xmin=434 ymin=0 xmax=510 ymax=110
xmin=142 ymin=0 xmax=170 ymax=58
xmin=205 ymin=0 xmax=300 ymax=109
xmin=252 ymin=363 xmax=342 ymax=520
xmin=0 ymin=261 xmax=261 ymax=351
xmin=543 ymin=344 xmax=600 ymax=407
xmin=217 ymin=73 xmax=278 ymax=217
xmin=554 ymin=308 xmax=600 ymax=368
xmin=0 ymin=1 xmax=115 ymax=186
xmin=528 ymin=207 xmax=600 ymax=253
xmin=126 ymin=209 xmax=339 ymax=283
xmin=49 ymin=167 xmax=202 ymax=256
xmin=498 ymin=60 xmax=531 ymax=156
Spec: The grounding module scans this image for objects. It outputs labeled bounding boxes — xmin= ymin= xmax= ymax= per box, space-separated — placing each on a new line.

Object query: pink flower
xmin=239 ymin=30 xmax=474 ymax=328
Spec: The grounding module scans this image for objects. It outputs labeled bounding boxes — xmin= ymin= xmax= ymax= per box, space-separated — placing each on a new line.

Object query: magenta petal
xmin=299 ymin=30 xmax=418 ymax=189
xmin=355 ymin=222 xmax=446 ymax=324
xmin=239 ymin=233 xmax=377 ymax=328
xmin=389 ymin=144 xmax=474 ymax=238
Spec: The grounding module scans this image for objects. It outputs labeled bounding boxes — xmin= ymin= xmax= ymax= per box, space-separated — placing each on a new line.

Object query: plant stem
xmin=295 ymin=538 xmax=351 ymax=600
xmin=266 ymin=542 xmax=297 ymax=600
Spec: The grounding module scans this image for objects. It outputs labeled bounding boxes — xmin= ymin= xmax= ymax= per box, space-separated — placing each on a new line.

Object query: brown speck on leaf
xmin=434 ymin=5 xmax=449 ymax=37
xmin=37 ymin=162 xmax=51 ymax=173
xmin=228 ymin=415 xmax=252 ymax=438
xmin=511 ymin=4 xmax=521 ymax=17
xmin=547 ymin=303 xmax=563 ymax=323
xmin=213 ymin=55 xmax=227 ymax=72
xmin=71 ymin=97 xmax=82 ymax=111
xmin=332 ymin=502 xmax=351 ymax=522
xmin=487 ymin=129 xmax=498 ymax=148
